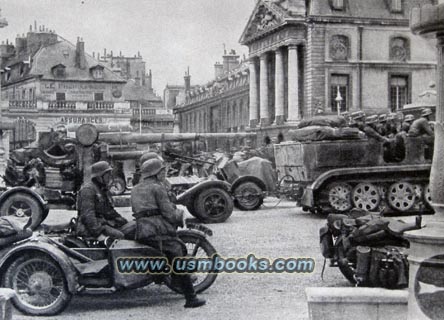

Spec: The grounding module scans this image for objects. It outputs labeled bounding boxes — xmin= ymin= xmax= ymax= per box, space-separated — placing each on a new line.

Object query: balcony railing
xmin=87 ymin=101 xmax=114 ymax=110
xmin=48 ymin=101 xmax=76 ymax=110
xmin=9 ymin=100 xmax=37 ymax=110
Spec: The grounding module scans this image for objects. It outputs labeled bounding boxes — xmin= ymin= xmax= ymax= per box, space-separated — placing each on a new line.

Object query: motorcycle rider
xmin=131 ymin=158 xmax=206 ymax=308
xmin=76 ymin=161 xmax=129 ymax=240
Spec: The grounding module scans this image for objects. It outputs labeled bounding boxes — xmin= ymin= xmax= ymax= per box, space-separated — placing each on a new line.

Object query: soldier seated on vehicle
xmin=76 ymin=161 xmax=129 ymax=241
xmin=408 ymin=108 xmax=434 ymax=143
xmin=363 ymin=115 xmax=389 ymax=143
xmin=376 ymin=114 xmax=387 ymax=136
xmin=133 ymin=152 xmax=163 ymax=186
xmin=131 ymin=158 xmax=206 ymax=308
xmin=349 ymin=111 xmax=366 ymax=130
xmin=386 ymin=113 xmax=399 ymax=138
xmin=401 ymin=114 xmax=414 ymax=133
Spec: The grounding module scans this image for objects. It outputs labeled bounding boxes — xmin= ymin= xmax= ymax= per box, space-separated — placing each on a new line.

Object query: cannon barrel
xmin=99 ymin=132 xmax=256 ymax=145
xmin=108 ymin=150 xmax=145 ymax=160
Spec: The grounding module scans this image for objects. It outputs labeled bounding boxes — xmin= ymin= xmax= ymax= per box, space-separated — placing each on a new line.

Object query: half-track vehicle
xmin=275 ymin=135 xmax=432 ymax=215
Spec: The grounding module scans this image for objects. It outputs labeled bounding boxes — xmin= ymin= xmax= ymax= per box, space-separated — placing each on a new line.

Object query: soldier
xmin=408 ymin=108 xmax=434 ymax=145
xmin=401 ymin=114 xmax=414 ymax=133
xmin=364 ymin=115 xmax=389 ymax=143
xmin=76 ymin=161 xmax=129 ymax=240
xmin=349 ymin=111 xmax=366 ymax=130
xmin=377 ymin=114 xmax=388 ymax=136
xmin=131 ymin=158 xmax=206 ymax=308
xmin=386 ymin=113 xmax=399 ymax=137
xmin=132 ymin=151 xmax=163 ymax=186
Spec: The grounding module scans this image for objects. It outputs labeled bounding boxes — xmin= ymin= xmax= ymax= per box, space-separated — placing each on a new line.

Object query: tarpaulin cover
xmin=297 ymin=115 xmax=347 ymax=129
xmin=237 ymin=157 xmax=277 ymax=191
xmin=289 ymin=126 xmax=365 ymax=142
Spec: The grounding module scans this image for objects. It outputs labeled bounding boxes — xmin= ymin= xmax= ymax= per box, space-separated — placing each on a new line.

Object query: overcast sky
xmin=0 ymin=0 xmax=257 ymax=96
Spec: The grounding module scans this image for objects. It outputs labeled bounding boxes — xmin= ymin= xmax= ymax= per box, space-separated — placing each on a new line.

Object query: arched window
xmin=330 ymin=35 xmax=350 ymax=61
xmin=390 ymin=36 xmax=410 ymax=62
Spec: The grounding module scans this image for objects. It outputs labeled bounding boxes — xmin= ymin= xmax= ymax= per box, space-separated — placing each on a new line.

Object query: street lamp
xmin=335 ymin=86 xmax=343 ymax=116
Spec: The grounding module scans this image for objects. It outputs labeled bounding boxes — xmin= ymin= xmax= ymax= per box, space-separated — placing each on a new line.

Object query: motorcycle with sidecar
xmin=0 ymin=218 xmax=218 ymax=316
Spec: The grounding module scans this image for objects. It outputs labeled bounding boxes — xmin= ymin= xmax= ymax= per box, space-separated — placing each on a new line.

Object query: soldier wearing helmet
xmin=408 ymin=108 xmax=434 ymax=144
xmin=132 ymin=151 xmax=163 ymax=186
xmin=349 ymin=111 xmax=366 ymax=129
xmin=363 ymin=115 xmax=389 ymax=142
xmin=376 ymin=114 xmax=387 ymax=136
xmin=131 ymin=158 xmax=206 ymax=308
xmin=401 ymin=114 xmax=415 ymax=133
xmin=76 ymin=161 xmax=129 ymax=240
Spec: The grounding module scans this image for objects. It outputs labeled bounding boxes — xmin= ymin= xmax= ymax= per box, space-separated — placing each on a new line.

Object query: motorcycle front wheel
xmin=164 ymin=232 xmax=218 ymax=294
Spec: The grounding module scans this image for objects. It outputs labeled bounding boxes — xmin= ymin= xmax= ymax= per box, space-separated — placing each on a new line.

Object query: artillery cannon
xmin=2 ymin=124 xmax=256 ymax=226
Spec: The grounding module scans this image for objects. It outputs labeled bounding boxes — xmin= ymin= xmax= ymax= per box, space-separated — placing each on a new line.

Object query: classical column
xmin=287 ymin=44 xmax=300 ymax=122
xmin=259 ymin=53 xmax=269 ymax=126
xmin=248 ymin=58 xmax=259 ymax=128
xmin=274 ymin=48 xmax=285 ymax=125
xmin=405 ymin=5 xmax=444 ymax=320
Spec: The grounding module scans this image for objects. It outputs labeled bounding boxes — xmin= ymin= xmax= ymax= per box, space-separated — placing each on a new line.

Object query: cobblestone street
xmin=12 ymin=199 xmax=348 ymax=320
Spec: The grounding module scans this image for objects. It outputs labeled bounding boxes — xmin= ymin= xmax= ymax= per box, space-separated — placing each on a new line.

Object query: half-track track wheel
xmin=326 ymin=182 xmax=353 ymax=212
xmin=352 ymin=183 xmax=381 ymax=212
xmin=387 ymin=182 xmax=416 ymax=212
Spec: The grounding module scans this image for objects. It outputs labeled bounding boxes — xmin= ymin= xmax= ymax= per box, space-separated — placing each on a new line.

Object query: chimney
xmin=184 ymin=67 xmax=191 ymax=92
xmin=214 ymin=62 xmax=223 ymax=79
xmin=146 ymin=69 xmax=152 ymax=89
xmin=222 ymin=49 xmax=240 ymax=74
xmin=76 ymin=37 xmax=86 ymax=69
xmin=15 ymin=35 xmax=27 ymax=56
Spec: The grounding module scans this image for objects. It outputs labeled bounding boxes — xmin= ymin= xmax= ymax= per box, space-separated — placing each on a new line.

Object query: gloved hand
xmin=103 ymin=225 xmax=125 ymax=239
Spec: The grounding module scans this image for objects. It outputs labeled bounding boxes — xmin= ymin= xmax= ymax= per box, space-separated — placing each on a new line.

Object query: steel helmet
xmin=141 ymin=158 xmax=165 ymax=178
xmin=421 ymin=108 xmax=433 ymax=117
xmin=351 ymin=111 xmax=366 ymax=121
xmin=365 ymin=115 xmax=378 ymax=124
xmin=378 ymin=114 xmax=387 ymax=123
xmin=404 ymin=114 xmax=415 ymax=122
xmin=139 ymin=152 xmax=160 ymax=166
xmin=91 ymin=161 xmax=113 ymax=178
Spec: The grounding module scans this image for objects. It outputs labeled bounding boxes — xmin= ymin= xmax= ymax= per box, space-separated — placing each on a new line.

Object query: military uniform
xmin=408 ymin=118 xmax=434 ymax=137
xmin=131 ymin=158 xmax=205 ymax=308
xmin=76 ymin=180 xmax=128 ymax=238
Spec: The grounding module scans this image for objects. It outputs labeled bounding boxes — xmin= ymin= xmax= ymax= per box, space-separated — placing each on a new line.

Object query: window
xmin=94 ymin=92 xmax=104 ymax=101
xmin=390 ymin=75 xmax=409 ymax=111
xmin=330 ymin=74 xmax=349 ymax=113
xmin=331 ymin=0 xmax=345 ymax=10
xmin=52 ymin=64 xmax=66 ymax=78
xmin=390 ymin=0 xmax=402 ymax=13
xmin=56 ymin=92 xmax=66 ymax=101
xmin=90 ymin=66 xmax=104 ymax=79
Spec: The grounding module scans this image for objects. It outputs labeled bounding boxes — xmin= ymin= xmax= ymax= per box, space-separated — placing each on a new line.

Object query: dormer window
xmin=90 ymin=65 xmax=104 ymax=80
xmin=331 ymin=0 xmax=345 ymax=11
xmin=390 ymin=0 xmax=402 ymax=13
xmin=52 ymin=64 xmax=66 ymax=78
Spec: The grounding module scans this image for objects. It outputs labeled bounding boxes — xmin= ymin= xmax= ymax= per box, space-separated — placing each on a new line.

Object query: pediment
xmin=240 ymin=1 xmax=286 ymax=44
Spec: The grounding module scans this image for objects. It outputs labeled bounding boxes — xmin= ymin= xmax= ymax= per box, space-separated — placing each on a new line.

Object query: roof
xmin=29 ymin=40 xmax=125 ymax=82
xmin=123 ymin=79 xmax=162 ymax=102
xmin=308 ymin=0 xmax=435 ymax=21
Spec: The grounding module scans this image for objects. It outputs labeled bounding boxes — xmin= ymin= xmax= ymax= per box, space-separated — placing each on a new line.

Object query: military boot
xmin=178 ymin=275 xmax=206 ymax=308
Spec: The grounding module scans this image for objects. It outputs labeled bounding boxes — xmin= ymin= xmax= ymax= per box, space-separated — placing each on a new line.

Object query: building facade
xmin=0 ymin=25 xmax=131 ymax=132
xmin=96 ymin=50 xmax=171 ymax=133
xmin=175 ymin=0 xmax=437 ymax=144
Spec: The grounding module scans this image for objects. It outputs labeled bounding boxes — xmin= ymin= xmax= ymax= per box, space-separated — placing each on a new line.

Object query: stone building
xmin=0 ymin=25 xmax=131 ymax=132
xmin=174 ymin=50 xmax=250 ymax=135
xmin=96 ymin=50 xmax=172 ymax=133
xmin=175 ymin=0 xmax=437 ymax=144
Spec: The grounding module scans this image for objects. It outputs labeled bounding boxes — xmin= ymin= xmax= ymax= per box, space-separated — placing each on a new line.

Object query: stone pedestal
xmin=407 ymin=3 xmax=444 ymax=320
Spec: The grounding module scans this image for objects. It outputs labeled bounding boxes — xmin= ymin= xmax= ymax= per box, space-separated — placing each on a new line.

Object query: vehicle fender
xmin=309 ymin=164 xmax=431 ymax=193
xmin=176 ymin=180 xmax=232 ymax=207
xmin=0 ymin=187 xmax=49 ymax=218
xmin=0 ymin=240 xmax=78 ymax=293
xmin=231 ymin=176 xmax=267 ymax=193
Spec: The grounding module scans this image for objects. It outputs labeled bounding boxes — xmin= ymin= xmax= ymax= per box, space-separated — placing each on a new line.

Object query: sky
xmin=0 ymin=0 xmax=257 ymax=96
